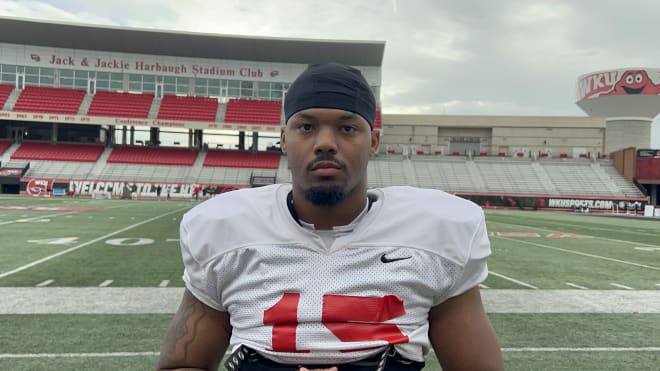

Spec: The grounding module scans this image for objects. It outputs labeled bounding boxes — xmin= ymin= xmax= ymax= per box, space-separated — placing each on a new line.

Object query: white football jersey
xmin=180 ymin=184 xmax=491 ymax=364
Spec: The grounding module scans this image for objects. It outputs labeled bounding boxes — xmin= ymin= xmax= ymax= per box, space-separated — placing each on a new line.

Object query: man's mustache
xmin=307 ymin=153 xmax=346 ymax=171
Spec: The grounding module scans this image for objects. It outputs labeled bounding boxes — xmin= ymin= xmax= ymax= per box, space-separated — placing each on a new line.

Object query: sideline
xmin=1 ymin=288 xmax=659 ymax=314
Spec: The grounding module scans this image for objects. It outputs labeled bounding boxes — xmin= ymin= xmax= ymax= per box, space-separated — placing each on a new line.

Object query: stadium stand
xmin=13 ymin=86 xmax=85 ymax=114
xmin=107 ymin=146 xmax=198 ymax=166
xmin=157 ymin=95 xmax=219 ymax=121
xmin=203 ymin=150 xmax=280 ymax=169
xmin=0 ymin=140 xmax=12 ymax=155
xmin=10 ymin=142 xmax=104 ymax=162
xmin=364 ymin=155 xmax=642 ymax=199
xmin=367 ymin=157 xmax=409 ymax=188
xmin=94 ymin=163 xmax=193 ymax=182
xmin=196 ymin=167 xmax=277 ymax=185
xmin=87 ymin=91 xmax=154 ymax=118
xmin=224 ymin=98 xmax=281 ymax=124
xmin=22 ymin=160 xmax=96 ymax=179
xmin=0 ymin=84 xmax=14 ymax=108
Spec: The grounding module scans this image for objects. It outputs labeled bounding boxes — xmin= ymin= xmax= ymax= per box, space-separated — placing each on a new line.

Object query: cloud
xmin=1 ymin=0 xmax=660 ymax=127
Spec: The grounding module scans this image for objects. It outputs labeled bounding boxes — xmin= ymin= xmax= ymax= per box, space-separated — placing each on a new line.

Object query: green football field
xmin=0 ymin=195 xmax=658 ymax=370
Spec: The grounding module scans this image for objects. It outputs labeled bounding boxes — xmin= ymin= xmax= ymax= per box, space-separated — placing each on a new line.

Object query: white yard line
xmin=0 ymin=212 xmax=77 ymax=225
xmin=0 ymin=206 xmax=189 ymax=280
xmin=0 ymin=352 xmax=160 ymax=359
xmin=488 ymin=271 xmax=538 ymax=289
xmin=494 ymin=236 xmax=660 ymax=271
xmin=501 ymin=347 xmax=660 ymax=352
xmin=1 ymin=347 xmax=659 ymax=359
xmin=2 ymin=288 xmax=660 ymax=314
xmin=159 ymin=280 xmax=170 ymax=287
xmin=610 ymin=283 xmax=635 ymax=290
xmin=565 ymin=282 xmax=588 ymax=290
xmin=0 ymin=203 xmax=138 ymax=226
xmin=479 ymin=283 xmax=489 ymax=289
xmin=98 ymin=280 xmax=113 ymax=287
xmin=35 ymin=279 xmax=54 ymax=287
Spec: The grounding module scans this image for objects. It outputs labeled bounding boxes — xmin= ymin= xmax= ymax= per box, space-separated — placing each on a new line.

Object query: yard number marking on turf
xmin=0 ymin=206 xmax=190 ymax=279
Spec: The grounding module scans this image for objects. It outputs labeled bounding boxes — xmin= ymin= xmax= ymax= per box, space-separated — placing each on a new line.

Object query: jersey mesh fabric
xmin=180 ymin=184 xmax=490 ymax=364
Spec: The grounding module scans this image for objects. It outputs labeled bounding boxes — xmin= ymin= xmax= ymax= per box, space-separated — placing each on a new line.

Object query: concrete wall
xmin=379 ymin=114 xmax=606 ymax=156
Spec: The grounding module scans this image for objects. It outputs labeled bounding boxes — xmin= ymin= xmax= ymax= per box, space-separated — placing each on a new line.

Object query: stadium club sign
xmin=20 ymin=179 xmax=245 ymax=198
xmin=11 ymin=45 xmax=304 ymax=82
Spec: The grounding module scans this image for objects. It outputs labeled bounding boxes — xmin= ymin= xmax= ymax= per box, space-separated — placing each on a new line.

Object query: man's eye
xmin=299 ymin=124 xmax=313 ymax=131
xmin=341 ymin=125 xmax=356 ymax=133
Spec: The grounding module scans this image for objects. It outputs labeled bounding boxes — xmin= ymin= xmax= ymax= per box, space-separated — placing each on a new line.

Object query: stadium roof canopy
xmin=0 ymin=17 xmax=385 ymax=67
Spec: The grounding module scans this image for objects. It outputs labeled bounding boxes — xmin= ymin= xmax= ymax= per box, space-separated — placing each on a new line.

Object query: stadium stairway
xmin=465 ymin=161 xmax=488 ymax=191
xmin=531 ymin=162 xmax=559 ymax=194
xmin=275 ymin=154 xmax=291 ymax=184
xmin=0 ymin=142 xmax=21 ymax=165
xmin=216 ymin=102 xmax=227 ymax=122
xmin=148 ymin=97 xmax=162 ymax=119
xmin=78 ymin=94 xmax=94 ymax=115
xmin=2 ymin=88 xmax=21 ymax=110
xmin=188 ymin=151 xmax=207 ymax=183
xmin=590 ymin=162 xmax=626 ymax=196
xmin=402 ymin=159 xmax=418 ymax=187
xmin=87 ymin=147 xmax=113 ymax=179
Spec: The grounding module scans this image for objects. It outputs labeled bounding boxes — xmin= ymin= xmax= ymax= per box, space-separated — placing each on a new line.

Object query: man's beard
xmin=304 ymin=186 xmax=346 ymax=206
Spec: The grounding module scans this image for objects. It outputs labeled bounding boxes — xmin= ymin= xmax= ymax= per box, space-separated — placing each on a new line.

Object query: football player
xmin=157 ymin=63 xmax=503 ymax=371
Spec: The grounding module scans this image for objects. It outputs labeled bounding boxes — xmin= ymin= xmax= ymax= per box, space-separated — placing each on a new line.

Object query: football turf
xmin=0 ymin=195 xmax=658 ymax=370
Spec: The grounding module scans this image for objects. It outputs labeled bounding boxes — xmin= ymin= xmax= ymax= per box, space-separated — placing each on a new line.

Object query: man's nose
xmin=314 ymin=127 xmax=338 ymax=154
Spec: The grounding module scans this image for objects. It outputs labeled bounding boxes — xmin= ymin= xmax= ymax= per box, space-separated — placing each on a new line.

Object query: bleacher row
xmin=0 ymin=84 xmax=386 ymax=127
xmin=0 ymin=140 xmax=642 ymax=198
xmin=1 ymin=141 xmax=280 ymax=168
xmin=364 ymin=156 xmax=643 ymax=198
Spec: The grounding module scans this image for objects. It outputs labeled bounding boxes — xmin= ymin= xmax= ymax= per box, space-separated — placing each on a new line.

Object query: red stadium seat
xmin=11 ymin=142 xmax=104 ymax=162
xmin=0 ymin=140 xmax=12 ymax=155
xmin=0 ymin=84 xmax=14 ymax=108
xmin=13 ymin=86 xmax=85 ymax=115
xmin=224 ymin=98 xmax=282 ymax=125
xmin=88 ymin=91 xmax=154 ymax=118
xmin=107 ymin=146 xmax=198 ymax=166
xmin=158 ymin=95 xmax=218 ymax=121
xmin=203 ymin=150 xmax=280 ymax=169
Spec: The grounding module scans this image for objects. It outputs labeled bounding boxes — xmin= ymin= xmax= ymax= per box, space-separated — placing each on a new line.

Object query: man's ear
xmin=280 ymin=127 xmax=287 ymax=154
xmin=370 ymin=128 xmax=381 ymax=156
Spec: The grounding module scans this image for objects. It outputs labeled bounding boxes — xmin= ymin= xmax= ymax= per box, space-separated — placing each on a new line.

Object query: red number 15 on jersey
xmin=263 ymin=292 xmax=409 ymax=352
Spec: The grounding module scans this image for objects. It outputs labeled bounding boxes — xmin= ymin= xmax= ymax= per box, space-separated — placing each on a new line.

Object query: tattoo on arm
xmin=160 ymin=290 xmax=228 ymax=367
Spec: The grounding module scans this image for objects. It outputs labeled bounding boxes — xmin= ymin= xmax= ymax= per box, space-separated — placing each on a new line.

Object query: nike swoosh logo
xmin=380 ymin=253 xmax=412 ymax=263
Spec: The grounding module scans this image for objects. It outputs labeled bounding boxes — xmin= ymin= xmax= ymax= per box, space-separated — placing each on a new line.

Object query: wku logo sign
xmin=26 ymin=179 xmax=52 ymax=195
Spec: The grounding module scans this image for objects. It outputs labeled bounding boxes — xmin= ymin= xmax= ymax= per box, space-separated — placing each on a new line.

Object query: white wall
xmin=653 ymin=116 xmax=660 ymax=148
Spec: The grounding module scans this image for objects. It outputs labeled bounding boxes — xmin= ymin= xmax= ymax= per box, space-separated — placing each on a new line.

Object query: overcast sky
xmin=1 ymin=0 xmax=659 ymax=146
